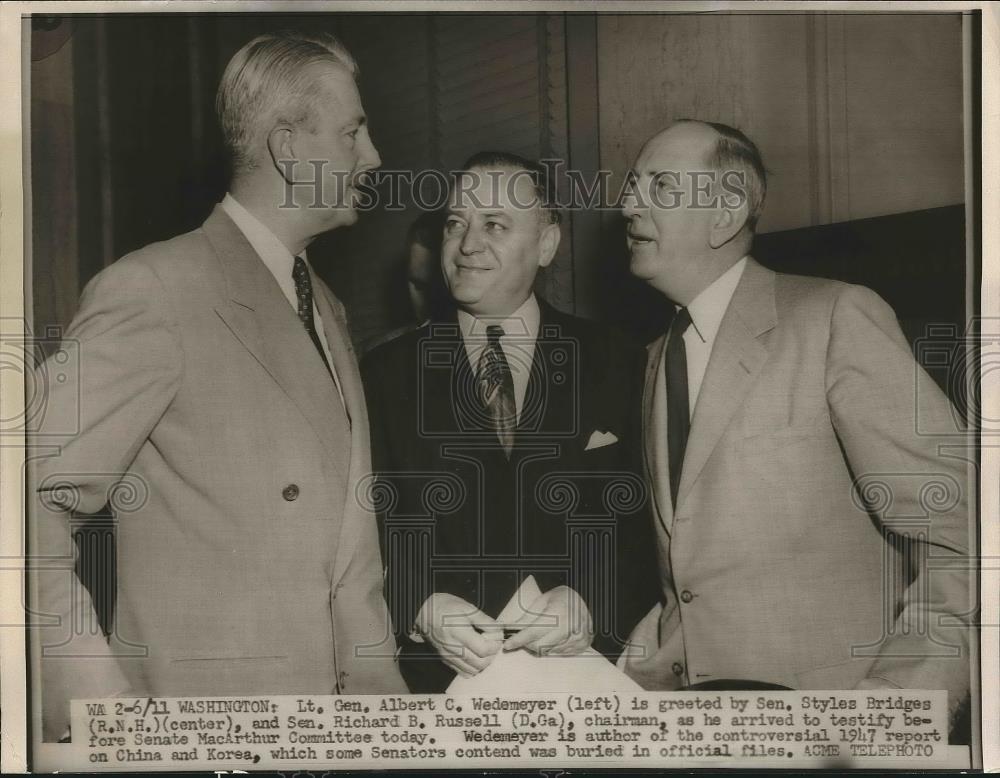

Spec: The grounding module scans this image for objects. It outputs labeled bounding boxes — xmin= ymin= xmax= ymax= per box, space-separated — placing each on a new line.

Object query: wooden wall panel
xmin=540 ymin=13 xmax=573 ymax=312
xmin=843 ymin=14 xmax=964 ymax=219
xmin=30 ymin=21 xmax=79 ymax=341
xmin=596 ymin=13 xmax=964 ymax=234
xmin=324 ymin=14 xmax=437 ymax=344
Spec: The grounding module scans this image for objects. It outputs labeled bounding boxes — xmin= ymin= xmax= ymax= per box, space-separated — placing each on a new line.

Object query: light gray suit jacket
xmin=620 ymin=258 xmax=971 ymax=706
xmin=31 ymin=206 xmax=405 ymax=740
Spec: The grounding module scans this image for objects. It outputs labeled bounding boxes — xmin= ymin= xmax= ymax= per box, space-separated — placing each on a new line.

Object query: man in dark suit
xmin=30 ymin=31 xmax=406 ymax=741
xmin=363 ymin=152 xmax=658 ymax=691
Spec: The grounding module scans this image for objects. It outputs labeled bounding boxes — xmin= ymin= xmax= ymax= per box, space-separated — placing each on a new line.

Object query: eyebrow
xmin=445 ymin=207 xmax=514 ymax=218
xmin=632 ymin=168 xmax=683 ymax=184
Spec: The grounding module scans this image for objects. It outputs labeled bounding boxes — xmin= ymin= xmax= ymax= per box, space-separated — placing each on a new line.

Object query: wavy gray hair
xmin=216 ymin=31 xmax=358 ymax=174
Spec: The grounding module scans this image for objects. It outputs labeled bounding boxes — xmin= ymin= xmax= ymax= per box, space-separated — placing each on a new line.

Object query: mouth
xmin=627 ymin=231 xmax=656 ymax=249
xmin=344 ymin=172 xmax=373 ymax=195
xmin=455 ymin=263 xmax=492 ymax=273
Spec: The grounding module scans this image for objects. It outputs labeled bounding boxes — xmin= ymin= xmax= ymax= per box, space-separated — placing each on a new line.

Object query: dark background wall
xmin=29 ymin=11 xmax=971 ymax=385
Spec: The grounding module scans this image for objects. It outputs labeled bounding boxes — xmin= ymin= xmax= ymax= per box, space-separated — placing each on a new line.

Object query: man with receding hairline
xmin=30 ymin=30 xmax=405 ymax=741
xmin=618 ymin=120 xmax=970 ymax=712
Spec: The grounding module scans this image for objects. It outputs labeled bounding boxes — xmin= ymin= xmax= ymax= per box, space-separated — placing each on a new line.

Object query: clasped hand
xmin=415 ymin=586 xmax=593 ymax=678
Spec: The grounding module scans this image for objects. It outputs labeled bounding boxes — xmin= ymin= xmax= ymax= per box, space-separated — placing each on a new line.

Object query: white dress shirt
xmin=220 ymin=194 xmax=344 ymax=406
xmin=681 ymin=256 xmax=748 ymax=418
xmin=457 ymin=294 xmax=541 ymax=422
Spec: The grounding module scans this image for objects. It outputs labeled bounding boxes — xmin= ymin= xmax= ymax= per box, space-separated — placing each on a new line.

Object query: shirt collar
xmin=682 ymin=256 xmax=749 ymax=344
xmin=221 ymin=193 xmax=305 ymax=273
xmin=457 ymin=294 xmax=541 ymax=342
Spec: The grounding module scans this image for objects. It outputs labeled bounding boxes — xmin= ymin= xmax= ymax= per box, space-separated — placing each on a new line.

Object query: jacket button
xmin=680 ymin=590 xmax=694 ymax=603
xmin=672 ymin=662 xmax=685 ymax=676
xmin=282 ymin=484 xmax=300 ymax=501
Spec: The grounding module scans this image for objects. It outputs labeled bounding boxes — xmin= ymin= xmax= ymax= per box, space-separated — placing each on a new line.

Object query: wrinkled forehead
xmin=448 ymin=165 xmax=541 ymax=213
xmin=309 ymin=61 xmax=363 ymax=112
xmin=634 ymin=124 xmax=717 ymax=175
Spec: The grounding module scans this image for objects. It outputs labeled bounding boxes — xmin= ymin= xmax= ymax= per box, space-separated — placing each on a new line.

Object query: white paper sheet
xmin=446 ymin=576 xmax=642 ymax=694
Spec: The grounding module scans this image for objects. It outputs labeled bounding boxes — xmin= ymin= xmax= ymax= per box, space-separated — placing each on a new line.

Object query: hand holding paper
xmin=503 ymin=585 xmax=594 ymax=656
xmin=414 ymin=593 xmax=503 ymax=678
xmin=446 ymin=577 xmax=641 ymax=694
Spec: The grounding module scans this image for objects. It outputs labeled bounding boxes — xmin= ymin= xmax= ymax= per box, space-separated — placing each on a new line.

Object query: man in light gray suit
xmin=618 ymin=120 xmax=971 ymax=715
xmin=30 ymin=31 xmax=405 ymax=741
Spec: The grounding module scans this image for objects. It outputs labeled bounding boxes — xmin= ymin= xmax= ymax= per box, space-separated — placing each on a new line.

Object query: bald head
xmin=641 ymin=120 xmax=766 ymax=224
xmin=643 ymin=120 xmax=720 ymax=166
xmin=621 ymin=120 xmax=765 ymax=304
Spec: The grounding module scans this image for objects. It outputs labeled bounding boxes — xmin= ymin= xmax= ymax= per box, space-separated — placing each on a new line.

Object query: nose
xmin=357 ymin=128 xmax=382 ymax=172
xmin=460 ymin=225 xmax=485 ymax=255
xmin=621 ymin=179 xmax=642 ymax=219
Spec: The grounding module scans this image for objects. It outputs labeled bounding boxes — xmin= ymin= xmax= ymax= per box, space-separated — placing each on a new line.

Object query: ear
xmin=537 ymin=222 xmax=561 ymax=268
xmin=267 ymin=125 xmax=297 ymax=183
xmin=708 ymin=202 xmax=748 ymax=249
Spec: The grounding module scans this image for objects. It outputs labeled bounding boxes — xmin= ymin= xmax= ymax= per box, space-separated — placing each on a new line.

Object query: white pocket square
xmin=585 ymin=430 xmax=619 ymax=451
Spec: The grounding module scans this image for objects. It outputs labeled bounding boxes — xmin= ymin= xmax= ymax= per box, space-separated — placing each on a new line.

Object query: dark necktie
xmin=666 ymin=307 xmax=692 ymax=508
xmin=477 ymin=324 xmax=516 ymax=456
xmin=292 ymin=255 xmax=332 ymax=375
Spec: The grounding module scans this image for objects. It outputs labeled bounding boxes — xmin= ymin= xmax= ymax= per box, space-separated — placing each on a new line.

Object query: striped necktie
xmin=477 ymin=324 xmax=516 ymax=456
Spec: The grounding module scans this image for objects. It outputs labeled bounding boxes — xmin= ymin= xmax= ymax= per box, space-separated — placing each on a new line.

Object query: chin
xmin=318 ymin=210 xmax=355 ymax=235
xmin=450 ymin=288 xmax=483 ymax=309
xmin=628 ymin=254 xmax=658 ymax=281
xmin=446 ymin=276 xmax=482 ymax=299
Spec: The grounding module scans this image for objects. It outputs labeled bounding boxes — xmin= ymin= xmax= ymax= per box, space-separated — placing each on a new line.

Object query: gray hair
xmin=216 ymin=31 xmax=359 ymax=174
xmin=679 ymin=119 xmax=767 ymax=232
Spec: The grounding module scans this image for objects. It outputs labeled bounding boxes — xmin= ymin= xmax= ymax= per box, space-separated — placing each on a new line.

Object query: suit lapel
xmin=437 ymin=317 xmax=491 ymax=438
xmin=518 ymin=303 xmax=572 ymax=439
xmin=519 ymin=350 xmax=545 ymax=435
xmin=204 ymin=206 xmax=350 ymax=477
xmin=311 ymin=278 xmax=373 ymax=589
xmin=643 ymin=334 xmax=674 ymax=535
xmin=312 ymin=279 xmax=356 ymax=427
xmin=676 ymin=258 xmax=776 ymax=508
xmin=438 ymin=321 xmax=501 ymax=555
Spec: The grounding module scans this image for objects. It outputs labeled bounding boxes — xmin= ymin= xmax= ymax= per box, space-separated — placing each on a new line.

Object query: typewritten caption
xmin=71 ymin=690 xmax=949 ymax=769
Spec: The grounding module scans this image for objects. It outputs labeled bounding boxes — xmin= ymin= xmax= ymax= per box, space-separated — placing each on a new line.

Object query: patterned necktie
xmin=292 ymin=255 xmax=332 ymax=375
xmin=666 ymin=307 xmax=692 ymax=508
xmin=477 ymin=324 xmax=516 ymax=456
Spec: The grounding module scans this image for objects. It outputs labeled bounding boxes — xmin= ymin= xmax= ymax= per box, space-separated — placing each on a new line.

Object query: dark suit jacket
xmin=362 ymin=300 xmax=659 ymax=691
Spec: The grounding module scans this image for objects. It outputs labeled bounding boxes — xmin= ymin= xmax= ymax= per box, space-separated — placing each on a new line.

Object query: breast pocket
xmin=582 ymin=440 xmax=621 ymax=470
xmin=735 ymin=417 xmax=843 ymax=496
